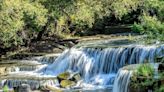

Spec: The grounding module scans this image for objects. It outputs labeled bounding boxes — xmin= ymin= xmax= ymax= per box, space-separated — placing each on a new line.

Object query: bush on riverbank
xmin=132 ymin=15 xmax=164 ymax=43
xmin=132 ymin=0 xmax=164 ymax=43
xmin=130 ymin=64 xmax=164 ymax=92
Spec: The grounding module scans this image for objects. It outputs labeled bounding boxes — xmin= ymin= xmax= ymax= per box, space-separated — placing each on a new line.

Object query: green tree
xmin=0 ymin=0 xmax=47 ymax=47
xmin=1 ymin=0 xmax=163 ymax=49
xmin=39 ymin=0 xmax=143 ymax=36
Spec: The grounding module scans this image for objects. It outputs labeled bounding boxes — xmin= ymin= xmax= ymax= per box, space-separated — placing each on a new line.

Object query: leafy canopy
xmin=0 ymin=0 xmax=47 ymax=47
xmin=0 ymin=0 xmax=163 ymax=48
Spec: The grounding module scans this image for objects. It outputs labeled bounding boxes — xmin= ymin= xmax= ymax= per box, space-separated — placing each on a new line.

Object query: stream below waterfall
xmin=0 ymin=38 xmax=164 ymax=92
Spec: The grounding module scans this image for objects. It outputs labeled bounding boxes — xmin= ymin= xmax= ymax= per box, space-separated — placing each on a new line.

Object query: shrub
xmin=132 ymin=15 xmax=164 ymax=42
xmin=137 ymin=64 xmax=154 ymax=77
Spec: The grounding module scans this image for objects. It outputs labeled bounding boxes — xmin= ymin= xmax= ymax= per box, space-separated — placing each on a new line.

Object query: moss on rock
xmin=60 ymin=80 xmax=76 ymax=88
xmin=57 ymin=72 xmax=71 ymax=80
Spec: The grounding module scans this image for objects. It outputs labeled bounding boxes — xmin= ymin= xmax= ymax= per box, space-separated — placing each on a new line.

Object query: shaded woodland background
xmin=0 ymin=0 xmax=164 ymax=54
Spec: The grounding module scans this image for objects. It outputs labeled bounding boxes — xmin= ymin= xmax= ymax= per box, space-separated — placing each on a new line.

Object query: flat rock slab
xmin=0 ymin=72 xmax=56 ymax=80
xmin=0 ymin=60 xmax=42 ymax=67
xmin=31 ymin=53 xmax=61 ymax=64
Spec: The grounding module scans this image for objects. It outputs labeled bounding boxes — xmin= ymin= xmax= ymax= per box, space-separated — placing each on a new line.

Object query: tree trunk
xmin=36 ymin=17 xmax=50 ymax=41
xmin=36 ymin=25 xmax=47 ymax=41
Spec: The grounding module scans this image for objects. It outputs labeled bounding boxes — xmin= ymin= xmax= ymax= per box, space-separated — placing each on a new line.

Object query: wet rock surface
xmin=158 ymin=63 xmax=164 ymax=71
xmin=18 ymin=84 xmax=31 ymax=92
xmin=0 ymin=67 xmax=16 ymax=75
xmin=57 ymin=72 xmax=81 ymax=88
xmin=57 ymin=72 xmax=71 ymax=80
xmin=0 ymin=67 xmax=7 ymax=75
xmin=60 ymin=80 xmax=76 ymax=88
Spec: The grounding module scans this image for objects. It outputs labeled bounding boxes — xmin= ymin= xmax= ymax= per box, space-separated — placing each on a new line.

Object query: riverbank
xmin=0 ymin=33 xmax=138 ymax=61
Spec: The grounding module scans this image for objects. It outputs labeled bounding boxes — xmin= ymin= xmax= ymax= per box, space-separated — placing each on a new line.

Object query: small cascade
xmin=13 ymin=65 xmax=47 ymax=72
xmin=113 ymin=63 xmax=161 ymax=92
xmin=153 ymin=63 xmax=159 ymax=79
xmin=112 ymin=69 xmax=132 ymax=92
xmin=18 ymin=66 xmax=37 ymax=71
xmin=31 ymin=53 xmax=61 ymax=64
xmin=1 ymin=79 xmax=58 ymax=90
xmin=5 ymin=80 xmax=40 ymax=89
xmin=0 ymin=61 xmax=47 ymax=74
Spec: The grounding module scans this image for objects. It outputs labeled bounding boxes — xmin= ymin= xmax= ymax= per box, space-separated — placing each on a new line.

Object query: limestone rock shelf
xmin=30 ymin=53 xmax=61 ymax=64
xmin=0 ymin=60 xmax=42 ymax=67
xmin=0 ymin=73 xmax=56 ymax=80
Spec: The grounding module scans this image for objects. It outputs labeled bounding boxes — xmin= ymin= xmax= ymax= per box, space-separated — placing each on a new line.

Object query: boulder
xmin=57 ymin=72 xmax=70 ymax=81
xmin=57 ymin=71 xmax=81 ymax=88
xmin=60 ymin=80 xmax=76 ymax=88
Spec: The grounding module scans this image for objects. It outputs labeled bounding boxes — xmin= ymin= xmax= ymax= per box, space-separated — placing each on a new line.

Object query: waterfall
xmin=113 ymin=63 xmax=161 ymax=92
xmin=113 ymin=69 xmax=132 ymax=92
xmin=153 ymin=63 xmax=159 ymax=79
xmin=43 ymin=45 xmax=163 ymax=87
xmin=1 ymin=45 xmax=163 ymax=91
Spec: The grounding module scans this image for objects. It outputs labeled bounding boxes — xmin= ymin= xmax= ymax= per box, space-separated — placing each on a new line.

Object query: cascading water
xmin=112 ymin=63 xmax=161 ymax=92
xmin=113 ymin=69 xmax=132 ymax=92
xmin=1 ymin=45 xmax=164 ymax=91
xmin=42 ymin=45 xmax=163 ymax=89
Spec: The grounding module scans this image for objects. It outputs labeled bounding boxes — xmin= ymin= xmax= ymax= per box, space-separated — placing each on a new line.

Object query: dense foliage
xmin=0 ymin=0 xmax=163 ymax=48
xmin=0 ymin=0 xmax=47 ymax=47
xmin=130 ymin=64 xmax=164 ymax=92
xmin=132 ymin=0 xmax=164 ymax=42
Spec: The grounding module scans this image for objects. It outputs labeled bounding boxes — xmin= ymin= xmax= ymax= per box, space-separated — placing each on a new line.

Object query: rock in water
xmin=57 ymin=72 xmax=71 ymax=82
xmin=72 ymin=73 xmax=81 ymax=82
xmin=46 ymin=85 xmax=63 ymax=92
xmin=60 ymin=80 xmax=76 ymax=88
xmin=18 ymin=84 xmax=31 ymax=92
